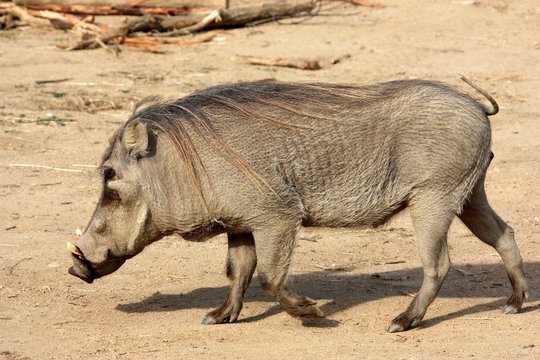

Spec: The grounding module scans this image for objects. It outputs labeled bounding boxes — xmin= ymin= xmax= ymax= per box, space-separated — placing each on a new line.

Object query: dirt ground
xmin=0 ymin=0 xmax=539 ymax=359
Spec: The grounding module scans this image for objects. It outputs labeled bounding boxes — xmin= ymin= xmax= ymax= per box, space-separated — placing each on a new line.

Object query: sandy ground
xmin=1 ymin=0 xmax=539 ymax=359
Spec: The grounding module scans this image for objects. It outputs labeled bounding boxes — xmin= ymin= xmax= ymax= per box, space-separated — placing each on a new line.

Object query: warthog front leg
xmin=254 ymin=224 xmax=325 ymax=319
xmin=202 ymin=232 xmax=257 ymax=324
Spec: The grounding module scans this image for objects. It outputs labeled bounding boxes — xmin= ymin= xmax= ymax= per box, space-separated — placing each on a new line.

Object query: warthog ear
xmin=122 ymin=118 xmax=148 ymax=159
xmin=107 ymin=180 xmax=139 ymax=204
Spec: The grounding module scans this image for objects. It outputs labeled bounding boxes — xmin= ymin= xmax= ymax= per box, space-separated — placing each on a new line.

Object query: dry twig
xmin=160 ymin=9 xmax=221 ymax=36
xmin=35 ymin=78 xmax=71 ymax=85
xmin=233 ymin=55 xmax=322 ymax=70
xmin=344 ymin=0 xmax=384 ymax=7
xmin=456 ymin=268 xmax=477 ymax=276
xmin=315 ymin=263 xmax=354 ymax=272
xmin=9 ymin=257 xmax=32 ymax=276
xmin=9 ymin=163 xmax=83 ymax=173
xmin=28 ymin=9 xmax=105 ymax=31
xmin=113 ymin=34 xmax=215 ymax=52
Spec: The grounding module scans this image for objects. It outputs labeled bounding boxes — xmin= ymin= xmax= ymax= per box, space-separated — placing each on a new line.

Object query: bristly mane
xmin=102 ymin=80 xmax=463 ymax=206
xmin=105 ymin=81 xmax=358 ymax=204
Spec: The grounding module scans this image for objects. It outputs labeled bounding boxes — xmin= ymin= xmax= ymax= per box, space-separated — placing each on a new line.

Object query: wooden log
xmin=19 ymin=4 xmax=212 ymax=16
xmin=211 ymin=1 xmax=316 ymax=28
xmin=61 ymin=1 xmax=316 ymax=51
xmin=159 ymin=9 xmax=221 ymax=36
xmin=127 ymin=1 xmax=316 ymax=34
xmin=27 ymin=9 xmax=105 ymax=32
xmin=127 ymin=12 xmax=207 ymax=33
xmin=59 ymin=27 xmax=126 ymax=50
xmin=0 ymin=3 xmax=51 ymax=27
xmin=14 ymin=0 xmax=225 ymax=9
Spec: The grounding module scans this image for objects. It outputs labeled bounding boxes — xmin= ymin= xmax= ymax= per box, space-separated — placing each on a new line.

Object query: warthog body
xmin=68 ymin=78 xmax=528 ymax=332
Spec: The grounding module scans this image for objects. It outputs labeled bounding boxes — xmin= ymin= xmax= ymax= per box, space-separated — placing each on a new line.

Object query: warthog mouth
xmin=68 ymin=253 xmax=127 ymax=284
xmin=68 ymin=254 xmax=97 ymax=284
xmin=67 ymin=240 xmax=96 ymax=283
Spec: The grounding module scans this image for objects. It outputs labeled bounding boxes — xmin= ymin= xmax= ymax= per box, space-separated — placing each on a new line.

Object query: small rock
xmin=47 ymin=261 xmax=60 ymax=268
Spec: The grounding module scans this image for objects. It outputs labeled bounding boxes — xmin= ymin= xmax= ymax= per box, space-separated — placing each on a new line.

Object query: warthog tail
xmin=460 ymin=76 xmax=499 ymax=116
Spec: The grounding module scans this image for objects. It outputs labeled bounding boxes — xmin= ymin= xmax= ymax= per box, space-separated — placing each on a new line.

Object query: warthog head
xmin=68 ymin=118 xmax=163 ymax=283
xmin=67 ymin=93 xmax=255 ymax=284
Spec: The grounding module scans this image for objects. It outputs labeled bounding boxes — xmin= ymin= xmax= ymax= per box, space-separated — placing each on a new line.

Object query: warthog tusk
xmin=67 ymin=241 xmax=85 ymax=260
xmin=76 ymin=228 xmax=82 ymax=238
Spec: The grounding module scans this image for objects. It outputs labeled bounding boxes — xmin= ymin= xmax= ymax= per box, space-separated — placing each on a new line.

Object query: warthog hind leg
xmin=388 ymin=197 xmax=454 ymax=333
xmin=458 ymin=175 xmax=529 ymax=313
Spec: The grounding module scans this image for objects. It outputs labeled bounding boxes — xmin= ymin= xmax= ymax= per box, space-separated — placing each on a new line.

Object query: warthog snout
xmin=67 ymin=235 xmax=126 ymax=283
xmin=68 ymin=254 xmax=95 ymax=284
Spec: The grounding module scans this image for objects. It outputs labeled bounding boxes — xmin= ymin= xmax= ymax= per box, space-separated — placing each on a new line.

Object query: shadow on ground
xmin=116 ymin=261 xmax=538 ymax=328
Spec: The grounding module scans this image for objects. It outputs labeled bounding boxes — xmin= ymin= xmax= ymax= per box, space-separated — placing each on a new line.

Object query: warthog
xmin=68 ymin=77 xmax=529 ymax=332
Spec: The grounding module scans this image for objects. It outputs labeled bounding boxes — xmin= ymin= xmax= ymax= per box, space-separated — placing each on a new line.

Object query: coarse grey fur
xmin=68 ymin=78 xmax=529 ymax=332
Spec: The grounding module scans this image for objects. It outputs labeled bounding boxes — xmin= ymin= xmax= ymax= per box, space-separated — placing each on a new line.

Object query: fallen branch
xmin=123 ymin=0 xmax=146 ymax=7
xmin=127 ymin=12 xmax=206 ymax=32
xmin=455 ymin=268 xmax=477 ymax=276
xmin=28 ymin=9 xmax=105 ymax=32
xmin=60 ymin=1 xmax=315 ymax=51
xmin=0 ymin=3 xmax=50 ymax=28
xmin=119 ymin=41 xmax=164 ymax=53
xmin=127 ymin=1 xmax=316 ymax=34
xmin=28 ymin=9 xmax=93 ymax=22
xmin=33 ymin=181 xmax=63 ymax=186
xmin=160 ymin=8 xmax=221 ymax=36
xmin=20 ymin=3 xmax=212 ymax=16
xmin=315 ymin=263 xmax=354 ymax=272
xmin=233 ymin=55 xmax=322 ymax=70
xmin=35 ymin=78 xmax=72 ymax=85
xmin=116 ymin=33 xmax=215 ymax=45
xmin=113 ymin=34 xmax=215 ymax=52
xmin=94 ymin=34 xmax=120 ymax=55
xmin=13 ymin=0 xmax=224 ymax=9
xmin=384 ymin=260 xmax=406 ymax=265
xmin=299 ymin=235 xmax=321 ymax=242
xmin=59 ymin=27 xmax=126 ymax=51
xmin=345 ymin=0 xmax=385 ymax=7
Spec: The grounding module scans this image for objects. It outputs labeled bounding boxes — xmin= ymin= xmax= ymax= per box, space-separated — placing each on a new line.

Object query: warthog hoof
xmin=387 ymin=323 xmax=405 ymax=333
xmin=201 ymin=315 xmax=218 ymax=325
xmin=201 ymin=314 xmax=236 ymax=325
xmin=501 ymin=304 xmax=519 ymax=314
xmin=387 ymin=314 xmax=422 ymax=333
